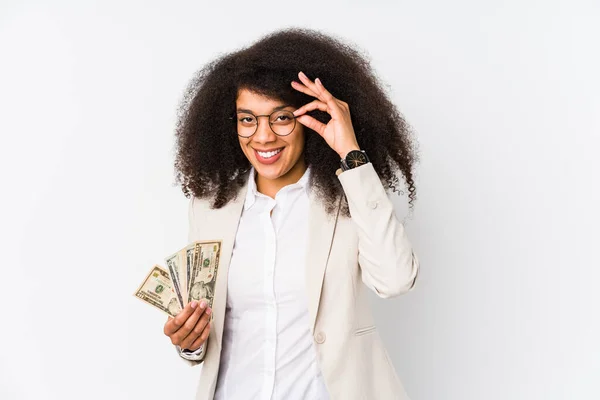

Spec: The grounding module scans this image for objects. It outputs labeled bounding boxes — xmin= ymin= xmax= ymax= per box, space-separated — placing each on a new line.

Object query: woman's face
xmin=236 ymin=88 xmax=306 ymax=184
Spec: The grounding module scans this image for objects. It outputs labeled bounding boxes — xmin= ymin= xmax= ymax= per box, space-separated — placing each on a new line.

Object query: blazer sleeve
xmin=337 ymin=163 xmax=420 ymax=298
xmin=173 ymin=196 xmax=206 ymax=366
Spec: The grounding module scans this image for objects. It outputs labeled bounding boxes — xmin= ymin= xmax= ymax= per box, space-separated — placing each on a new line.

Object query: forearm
xmin=338 ymin=163 xmax=420 ymax=297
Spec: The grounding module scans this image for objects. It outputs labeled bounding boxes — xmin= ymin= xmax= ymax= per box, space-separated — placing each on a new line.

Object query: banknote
xmin=188 ymin=241 xmax=202 ymax=297
xmin=184 ymin=243 xmax=197 ymax=302
xmin=136 ymin=240 xmax=221 ymax=320
xmin=133 ymin=265 xmax=182 ymax=317
xmin=165 ymin=251 xmax=185 ymax=309
xmin=187 ymin=241 xmax=221 ymax=309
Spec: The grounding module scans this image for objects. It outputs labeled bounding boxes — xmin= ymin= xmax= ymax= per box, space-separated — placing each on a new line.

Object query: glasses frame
xmin=229 ymin=110 xmax=297 ymax=138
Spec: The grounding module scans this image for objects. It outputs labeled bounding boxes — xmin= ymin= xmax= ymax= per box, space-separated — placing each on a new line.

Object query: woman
xmin=163 ymin=28 xmax=420 ymax=400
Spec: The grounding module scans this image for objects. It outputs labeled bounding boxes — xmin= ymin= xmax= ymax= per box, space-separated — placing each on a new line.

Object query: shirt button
xmin=314 ymin=332 xmax=326 ymax=344
xmin=368 ymin=200 xmax=378 ymax=209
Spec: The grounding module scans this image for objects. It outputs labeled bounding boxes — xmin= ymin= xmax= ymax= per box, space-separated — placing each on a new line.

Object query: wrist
xmin=338 ymin=144 xmax=361 ymax=159
xmin=340 ymin=149 xmax=370 ymax=171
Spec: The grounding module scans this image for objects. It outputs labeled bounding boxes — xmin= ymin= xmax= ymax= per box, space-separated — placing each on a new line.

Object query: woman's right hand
xmin=163 ymin=300 xmax=212 ymax=351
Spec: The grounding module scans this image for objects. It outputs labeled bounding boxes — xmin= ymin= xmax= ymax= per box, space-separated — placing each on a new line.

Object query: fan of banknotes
xmin=134 ymin=240 xmax=222 ymax=318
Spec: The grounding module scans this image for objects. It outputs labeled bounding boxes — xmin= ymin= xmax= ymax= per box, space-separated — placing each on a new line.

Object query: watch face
xmin=346 ymin=150 xmax=368 ymax=168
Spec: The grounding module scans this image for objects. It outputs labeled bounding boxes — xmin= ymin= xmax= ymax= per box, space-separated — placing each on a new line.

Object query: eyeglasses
xmin=230 ymin=110 xmax=297 ymax=138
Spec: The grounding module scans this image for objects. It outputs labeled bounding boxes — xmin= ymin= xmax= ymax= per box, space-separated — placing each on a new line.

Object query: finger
xmin=164 ymin=301 xmax=198 ymax=336
xmin=298 ymin=72 xmax=345 ymax=121
xmin=290 ymin=80 xmax=318 ymax=98
xmin=313 ymin=77 xmax=346 ymax=120
xmin=188 ymin=322 xmax=211 ymax=351
xmin=296 ymin=114 xmax=327 ymax=137
xmin=180 ymin=306 xmax=212 ymax=349
xmin=297 ymin=72 xmax=335 ymax=103
xmin=168 ymin=302 xmax=205 ymax=344
xmin=293 ymin=100 xmax=328 ymax=117
xmin=179 ymin=301 xmax=207 ymax=333
xmin=297 ymin=71 xmax=322 ymax=99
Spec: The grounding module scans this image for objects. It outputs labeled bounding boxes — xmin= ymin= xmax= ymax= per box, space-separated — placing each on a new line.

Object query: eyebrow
xmin=236 ymin=104 xmax=292 ymax=114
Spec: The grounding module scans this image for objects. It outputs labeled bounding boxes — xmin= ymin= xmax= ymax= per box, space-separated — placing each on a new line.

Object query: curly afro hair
xmin=174 ymin=28 xmax=419 ymax=217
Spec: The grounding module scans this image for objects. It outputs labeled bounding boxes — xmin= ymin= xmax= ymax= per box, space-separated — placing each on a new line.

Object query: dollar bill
xmin=165 ymin=251 xmax=185 ymax=309
xmin=134 ymin=265 xmax=182 ymax=317
xmin=183 ymin=244 xmax=197 ymax=303
xmin=188 ymin=241 xmax=202 ymax=297
xmin=135 ymin=240 xmax=222 ymax=321
xmin=187 ymin=241 xmax=221 ymax=310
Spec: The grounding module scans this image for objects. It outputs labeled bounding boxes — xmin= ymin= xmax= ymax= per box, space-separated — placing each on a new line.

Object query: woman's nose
xmin=252 ymin=117 xmax=277 ymax=142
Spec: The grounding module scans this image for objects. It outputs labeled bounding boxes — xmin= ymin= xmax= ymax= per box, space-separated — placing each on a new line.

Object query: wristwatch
xmin=340 ymin=149 xmax=370 ymax=171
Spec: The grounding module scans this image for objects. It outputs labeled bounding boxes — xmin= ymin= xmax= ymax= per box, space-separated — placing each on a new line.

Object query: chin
xmin=253 ymin=163 xmax=287 ymax=180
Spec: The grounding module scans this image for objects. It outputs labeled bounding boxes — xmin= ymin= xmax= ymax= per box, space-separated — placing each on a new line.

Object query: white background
xmin=1 ymin=1 xmax=598 ymax=399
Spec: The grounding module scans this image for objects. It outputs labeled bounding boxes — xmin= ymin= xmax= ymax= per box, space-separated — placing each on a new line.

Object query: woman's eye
xmin=239 ymin=117 xmax=254 ymax=123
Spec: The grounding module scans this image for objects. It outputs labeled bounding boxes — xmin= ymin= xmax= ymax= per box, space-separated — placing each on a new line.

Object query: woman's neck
xmin=255 ymin=159 xmax=307 ymax=199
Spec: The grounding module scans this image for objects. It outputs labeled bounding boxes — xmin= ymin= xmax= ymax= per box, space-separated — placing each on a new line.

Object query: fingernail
xmin=200 ymin=301 xmax=207 ymax=309
xmin=191 ymin=301 xmax=197 ymax=309
xmin=206 ymin=308 xmax=212 ymax=315
xmin=299 ymin=71 xmax=305 ymax=77
xmin=316 ymin=78 xmax=322 ymax=85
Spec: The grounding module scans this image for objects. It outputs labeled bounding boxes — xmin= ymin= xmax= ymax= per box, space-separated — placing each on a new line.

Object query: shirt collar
xmin=244 ymin=165 xmax=311 ymax=211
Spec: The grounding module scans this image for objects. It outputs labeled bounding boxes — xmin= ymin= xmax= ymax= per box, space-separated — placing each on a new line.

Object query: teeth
xmin=257 ymin=148 xmax=282 ymax=159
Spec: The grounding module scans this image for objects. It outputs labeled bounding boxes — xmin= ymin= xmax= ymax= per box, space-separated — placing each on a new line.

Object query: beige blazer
xmin=182 ymin=163 xmax=420 ymax=400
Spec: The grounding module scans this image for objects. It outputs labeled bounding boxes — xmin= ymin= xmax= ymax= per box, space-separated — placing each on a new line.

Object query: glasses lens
xmin=270 ymin=110 xmax=295 ymax=136
xmin=236 ymin=113 xmax=257 ymax=137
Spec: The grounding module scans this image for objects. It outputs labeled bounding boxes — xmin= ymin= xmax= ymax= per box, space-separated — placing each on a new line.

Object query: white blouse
xmin=211 ymin=165 xmax=329 ymax=400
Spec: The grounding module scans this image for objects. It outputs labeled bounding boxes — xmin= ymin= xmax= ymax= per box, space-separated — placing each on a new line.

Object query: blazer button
xmin=314 ymin=332 xmax=326 ymax=344
xmin=368 ymin=200 xmax=378 ymax=209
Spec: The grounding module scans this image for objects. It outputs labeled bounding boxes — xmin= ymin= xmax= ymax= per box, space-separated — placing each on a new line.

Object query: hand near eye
xmin=291 ymin=71 xmax=360 ymax=159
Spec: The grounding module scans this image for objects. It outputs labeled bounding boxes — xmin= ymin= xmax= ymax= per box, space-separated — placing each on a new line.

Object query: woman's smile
xmin=254 ymin=147 xmax=284 ymax=164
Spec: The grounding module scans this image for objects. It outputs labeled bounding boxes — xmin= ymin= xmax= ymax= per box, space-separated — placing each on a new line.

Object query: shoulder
xmin=188 ymin=169 xmax=252 ymax=217
xmin=188 ymin=195 xmax=212 ymax=217
xmin=187 ymin=196 xmax=227 ymax=225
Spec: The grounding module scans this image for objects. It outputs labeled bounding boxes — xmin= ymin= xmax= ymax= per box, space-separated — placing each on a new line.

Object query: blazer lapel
xmin=305 ymin=189 xmax=343 ymax=334
xmin=210 ymin=183 xmax=248 ymax=351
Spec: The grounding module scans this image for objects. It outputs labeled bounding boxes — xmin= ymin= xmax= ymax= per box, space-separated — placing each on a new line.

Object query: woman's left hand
xmin=291 ymin=71 xmax=360 ymax=159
